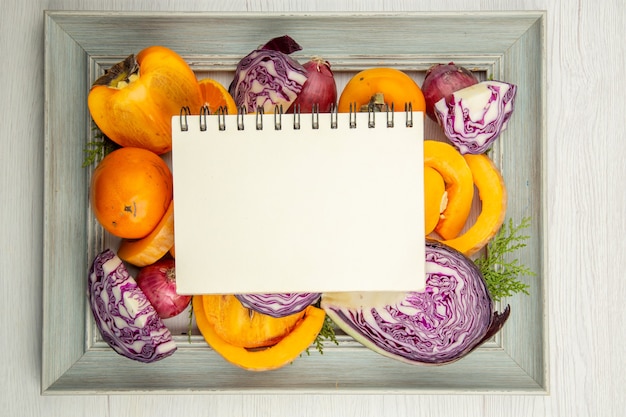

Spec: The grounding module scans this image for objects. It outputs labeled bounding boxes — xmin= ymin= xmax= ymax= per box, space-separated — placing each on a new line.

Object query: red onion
xmin=421 ymin=63 xmax=479 ymax=122
xmin=135 ymin=258 xmax=191 ymax=319
xmin=288 ymin=57 xmax=337 ymax=113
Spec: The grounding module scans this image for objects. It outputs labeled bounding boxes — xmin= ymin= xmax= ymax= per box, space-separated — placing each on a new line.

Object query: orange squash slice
xmin=424 ymin=140 xmax=474 ymax=239
xmin=117 ymin=199 xmax=174 ymax=267
xmin=202 ymin=295 xmax=306 ymax=348
xmin=193 ymin=296 xmax=326 ymax=371
xmin=442 ymin=153 xmax=507 ymax=256
xmin=337 ymin=67 xmax=426 ymax=113
xmin=424 ymin=165 xmax=446 ymax=235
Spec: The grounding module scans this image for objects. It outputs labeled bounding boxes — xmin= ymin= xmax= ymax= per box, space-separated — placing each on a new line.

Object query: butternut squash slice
xmin=424 ymin=140 xmax=474 ymax=239
xmin=424 ymin=166 xmax=446 ymax=235
xmin=193 ymin=295 xmax=326 ymax=371
xmin=337 ymin=67 xmax=426 ymax=113
xmin=202 ymin=295 xmax=306 ymax=349
xmin=442 ymin=153 xmax=507 ymax=256
xmin=117 ymin=199 xmax=174 ymax=267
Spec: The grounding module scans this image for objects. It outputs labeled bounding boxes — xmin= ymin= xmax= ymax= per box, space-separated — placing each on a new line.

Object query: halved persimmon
xmin=198 ymin=78 xmax=238 ymax=115
xmin=89 ymin=147 xmax=173 ymax=239
xmin=117 ymin=199 xmax=174 ymax=267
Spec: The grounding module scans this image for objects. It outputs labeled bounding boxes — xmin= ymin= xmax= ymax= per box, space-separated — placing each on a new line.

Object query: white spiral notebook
xmin=171 ymin=106 xmax=425 ymax=295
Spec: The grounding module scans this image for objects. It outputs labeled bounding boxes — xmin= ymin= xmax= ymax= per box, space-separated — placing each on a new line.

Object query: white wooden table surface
xmin=2 ymin=0 xmax=624 ymax=416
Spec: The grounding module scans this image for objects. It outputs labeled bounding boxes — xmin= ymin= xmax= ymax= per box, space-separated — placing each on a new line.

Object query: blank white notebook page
xmin=171 ymin=110 xmax=425 ymax=294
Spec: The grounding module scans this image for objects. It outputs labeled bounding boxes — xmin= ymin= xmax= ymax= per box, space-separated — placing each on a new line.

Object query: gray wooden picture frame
xmin=43 ymin=11 xmax=547 ymax=395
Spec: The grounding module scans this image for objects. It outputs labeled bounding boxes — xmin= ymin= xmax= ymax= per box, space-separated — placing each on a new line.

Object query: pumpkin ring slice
xmin=194 ymin=296 xmax=325 ymax=371
xmin=424 ymin=140 xmax=474 ymax=239
xmin=442 ymin=153 xmax=507 ymax=256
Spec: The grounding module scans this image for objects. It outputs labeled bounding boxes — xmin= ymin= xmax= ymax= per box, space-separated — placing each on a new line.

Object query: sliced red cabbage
xmin=229 ymin=37 xmax=308 ymax=113
xmin=434 ymin=80 xmax=517 ymax=155
xmin=321 ymin=240 xmax=510 ymax=365
xmin=235 ymin=293 xmax=321 ymax=318
xmin=88 ymin=249 xmax=177 ymax=363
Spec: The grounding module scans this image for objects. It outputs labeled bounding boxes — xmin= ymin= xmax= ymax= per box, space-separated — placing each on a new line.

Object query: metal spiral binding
xmin=311 ymin=103 xmax=319 ymax=130
xmin=199 ymin=105 xmax=209 ymax=132
xmin=237 ymin=106 xmax=246 ymax=130
xmin=293 ymin=104 xmax=301 ymax=130
xmin=405 ymin=102 xmax=413 ymax=127
xmin=386 ymin=103 xmax=395 ymax=128
xmin=274 ymin=105 xmax=283 ymax=130
xmin=182 ymin=102 xmax=415 ymax=131
xmin=330 ymin=103 xmax=338 ymax=129
xmin=179 ymin=106 xmax=190 ymax=131
xmin=349 ymin=102 xmax=357 ymax=128
xmin=217 ymin=106 xmax=227 ymax=131
xmin=256 ymin=106 xmax=264 ymax=130
xmin=367 ymin=103 xmax=376 ymax=128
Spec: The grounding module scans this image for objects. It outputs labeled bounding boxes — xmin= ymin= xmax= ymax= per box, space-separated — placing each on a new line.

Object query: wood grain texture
xmin=2 ymin=1 xmax=625 ymax=417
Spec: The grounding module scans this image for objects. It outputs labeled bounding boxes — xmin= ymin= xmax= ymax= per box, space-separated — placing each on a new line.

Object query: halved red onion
xmin=287 ymin=57 xmax=337 ymax=113
xmin=136 ymin=258 xmax=191 ymax=319
xmin=421 ymin=63 xmax=479 ymax=121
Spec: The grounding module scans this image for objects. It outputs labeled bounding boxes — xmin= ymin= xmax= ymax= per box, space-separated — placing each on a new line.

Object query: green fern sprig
xmin=475 ymin=217 xmax=534 ymax=302
xmin=306 ymin=314 xmax=339 ymax=356
xmin=82 ymin=125 xmax=117 ymax=167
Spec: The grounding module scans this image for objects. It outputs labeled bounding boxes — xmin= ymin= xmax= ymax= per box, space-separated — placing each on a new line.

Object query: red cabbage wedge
xmin=434 ymin=80 xmax=517 ymax=155
xmin=321 ymin=240 xmax=510 ymax=365
xmin=88 ymin=249 xmax=177 ymax=363
xmin=229 ymin=35 xmax=308 ymax=113
xmin=235 ymin=293 xmax=321 ymax=318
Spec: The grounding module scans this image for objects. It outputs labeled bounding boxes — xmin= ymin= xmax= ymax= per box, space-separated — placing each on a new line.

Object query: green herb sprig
xmin=475 ymin=217 xmax=534 ymax=302
xmin=82 ymin=125 xmax=117 ymax=167
xmin=306 ymin=314 xmax=338 ymax=356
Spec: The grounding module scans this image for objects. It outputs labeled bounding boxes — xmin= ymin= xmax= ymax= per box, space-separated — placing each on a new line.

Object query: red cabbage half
xmin=88 ymin=249 xmax=177 ymax=363
xmin=229 ymin=36 xmax=308 ymax=113
xmin=235 ymin=293 xmax=321 ymax=318
xmin=321 ymin=240 xmax=510 ymax=365
xmin=434 ymin=80 xmax=517 ymax=155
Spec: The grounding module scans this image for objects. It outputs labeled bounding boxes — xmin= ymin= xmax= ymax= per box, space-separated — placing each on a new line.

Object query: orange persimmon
xmin=90 ymin=147 xmax=173 ymax=239
xmin=88 ymin=46 xmax=203 ymax=154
